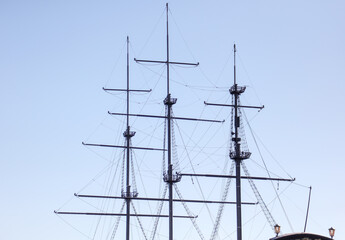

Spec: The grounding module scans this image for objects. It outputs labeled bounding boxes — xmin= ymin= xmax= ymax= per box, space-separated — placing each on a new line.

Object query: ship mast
xmin=233 ymin=43 xmax=244 ymax=240
xmin=203 ymin=44 xmax=296 ymax=240
xmin=135 ymin=3 xmax=217 ymax=240
xmin=165 ymin=5 xmax=173 ymax=238
xmin=123 ymin=36 xmax=136 ymax=240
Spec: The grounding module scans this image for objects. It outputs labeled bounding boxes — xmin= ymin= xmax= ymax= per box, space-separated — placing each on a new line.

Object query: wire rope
xmin=243 ymin=111 xmax=294 ymax=232
xmin=174 ymin=120 xmax=216 ymax=225
xmin=174 ymin=118 xmax=239 ymax=240
xmin=137 ymin=8 xmax=166 ymax=58
xmin=129 ymin=41 xmax=153 ymax=91
xmin=220 ymin=182 xmax=293 ymax=240
xmin=244 ymin=119 xmax=294 ymax=180
xmin=132 ymin=150 xmax=155 ymax=214
xmin=237 ymin=53 xmax=263 ymax=106
xmin=109 ymin=201 xmax=126 ymax=240
xmin=131 ymin=201 xmax=149 ymax=240
xmin=174 ymin=184 xmax=206 ymax=240
xmin=242 ymin=110 xmax=310 ymax=191
xmin=56 ymin=214 xmax=93 ymax=240
xmin=169 ymin=9 xmax=218 ymax=89
xmin=104 ymin=39 xmax=127 ymax=89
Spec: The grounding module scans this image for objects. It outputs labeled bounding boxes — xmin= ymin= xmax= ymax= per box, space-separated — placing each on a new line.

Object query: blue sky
xmin=1 ymin=1 xmax=344 ymax=239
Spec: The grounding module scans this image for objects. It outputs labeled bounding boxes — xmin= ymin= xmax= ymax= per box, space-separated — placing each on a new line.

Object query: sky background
xmin=1 ymin=0 xmax=344 ymax=240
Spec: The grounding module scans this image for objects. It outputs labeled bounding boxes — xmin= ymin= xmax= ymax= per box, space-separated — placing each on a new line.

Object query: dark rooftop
xmin=269 ymin=232 xmax=332 ymax=240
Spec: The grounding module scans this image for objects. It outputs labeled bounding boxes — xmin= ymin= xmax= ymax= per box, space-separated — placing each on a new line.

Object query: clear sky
xmin=1 ymin=1 xmax=344 ymax=240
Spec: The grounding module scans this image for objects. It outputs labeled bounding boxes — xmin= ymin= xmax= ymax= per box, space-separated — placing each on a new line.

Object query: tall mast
xmin=233 ymin=44 xmax=243 ymax=240
xmin=204 ymin=44 xmax=268 ymax=240
xmin=125 ymin=36 xmax=133 ymax=240
xmin=135 ymin=3 xmax=200 ymax=239
xmin=166 ymin=3 xmax=170 ymax=96
xmin=126 ymin=36 xmax=130 ymax=130
xmin=165 ymin=4 xmax=174 ymax=240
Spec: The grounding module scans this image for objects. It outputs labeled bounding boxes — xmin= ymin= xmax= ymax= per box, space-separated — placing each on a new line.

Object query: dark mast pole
xmin=125 ymin=36 xmax=131 ymax=240
xmin=166 ymin=3 xmax=170 ymax=96
xmin=233 ymin=44 xmax=243 ymax=240
xmin=166 ymin=4 xmax=173 ymax=240
xmin=134 ymin=4 xmax=199 ymax=239
xmin=204 ymin=44 xmax=268 ymax=239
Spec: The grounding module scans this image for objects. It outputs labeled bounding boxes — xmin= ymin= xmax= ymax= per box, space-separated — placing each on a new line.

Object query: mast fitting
xmin=230 ymin=85 xmax=246 ymax=95
xmin=121 ymin=191 xmax=139 ymax=198
xmin=163 ymin=172 xmax=182 ymax=183
xmin=164 ymin=94 xmax=177 ymax=105
xmin=123 ymin=129 xmax=136 ymax=138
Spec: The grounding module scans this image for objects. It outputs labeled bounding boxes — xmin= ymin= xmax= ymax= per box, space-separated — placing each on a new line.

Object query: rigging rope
xmin=137 ymin=8 xmax=165 ymax=58
xmin=150 ymin=184 xmax=168 ymax=240
xmin=243 ymin=113 xmax=293 ymax=179
xmin=210 ymin=161 xmax=235 ymax=240
xmin=109 ymin=201 xmax=126 ymax=240
xmin=121 ymin=141 xmax=126 ymax=195
xmin=220 ymin=182 xmax=293 ymax=240
xmin=243 ymin=111 xmax=294 ymax=231
xmin=132 ymin=150 xmax=155 ymax=215
xmin=56 ymin=214 xmax=93 ymax=240
xmin=130 ymin=140 xmax=138 ymax=194
xmin=237 ymin=53 xmax=263 ymax=106
xmin=82 ymin=147 xmax=124 ymax=240
xmin=131 ymin=64 xmax=165 ymax=126
xmin=241 ymin=161 xmax=277 ymax=230
xmin=162 ymin=106 xmax=167 ymax=177
xmin=230 ymin=97 xmax=234 ymax=156
xmin=104 ymin=39 xmax=127 ymax=89
xmin=131 ymin=201 xmax=149 ymax=240
xmin=168 ymin=9 xmax=218 ymax=89
xmin=174 ymin=121 xmax=216 ymax=225
xmin=174 ymin=184 xmax=206 ymax=240
xmin=238 ymin=100 xmax=249 ymax=152
xmin=171 ymin=110 xmax=181 ymax=173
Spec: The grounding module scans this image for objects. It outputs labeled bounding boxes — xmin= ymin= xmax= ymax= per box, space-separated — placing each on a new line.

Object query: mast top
xmin=233 ymin=43 xmax=237 ymax=86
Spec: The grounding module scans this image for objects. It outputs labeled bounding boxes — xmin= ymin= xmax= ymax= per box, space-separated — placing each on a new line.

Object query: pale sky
xmin=1 ymin=1 xmax=344 ymax=240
